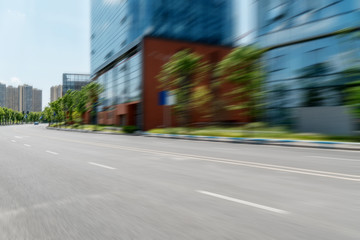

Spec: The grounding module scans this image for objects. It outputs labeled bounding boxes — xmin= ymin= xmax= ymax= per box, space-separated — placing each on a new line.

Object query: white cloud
xmin=6 ymin=9 xmax=26 ymax=20
xmin=10 ymin=77 xmax=22 ymax=86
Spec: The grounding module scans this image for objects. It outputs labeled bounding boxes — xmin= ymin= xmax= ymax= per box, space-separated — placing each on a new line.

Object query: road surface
xmin=0 ymin=124 xmax=359 ymax=239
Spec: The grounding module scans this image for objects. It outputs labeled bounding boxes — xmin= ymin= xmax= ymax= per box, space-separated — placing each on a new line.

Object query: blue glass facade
xmin=62 ymin=73 xmax=91 ymax=96
xmin=91 ymin=0 xmax=234 ymax=112
xmin=90 ymin=0 xmax=233 ymax=74
xmin=97 ymin=50 xmax=142 ymax=110
xmin=257 ymin=0 xmax=360 ymax=124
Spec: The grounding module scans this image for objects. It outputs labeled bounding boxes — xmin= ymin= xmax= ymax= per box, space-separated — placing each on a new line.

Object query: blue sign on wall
xmin=158 ymin=91 xmax=167 ymax=106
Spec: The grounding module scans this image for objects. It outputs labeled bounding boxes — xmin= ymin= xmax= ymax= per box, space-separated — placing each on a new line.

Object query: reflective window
xmin=91 ymin=0 xmax=233 ymax=74
xmin=96 ymin=51 xmax=142 ymax=109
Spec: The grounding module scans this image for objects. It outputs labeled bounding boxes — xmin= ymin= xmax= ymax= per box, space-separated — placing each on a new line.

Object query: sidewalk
xmin=143 ymin=132 xmax=360 ymax=151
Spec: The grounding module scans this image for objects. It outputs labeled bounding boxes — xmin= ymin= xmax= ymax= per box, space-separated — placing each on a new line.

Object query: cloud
xmin=6 ymin=9 xmax=26 ymax=20
xmin=10 ymin=77 xmax=22 ymax=86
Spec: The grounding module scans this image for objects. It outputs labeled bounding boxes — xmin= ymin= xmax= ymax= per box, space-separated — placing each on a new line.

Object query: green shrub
xmin=243 ymin=122 xmax=268 ymax=130
xmin=123 ymin=125 xmax=139 ymax=134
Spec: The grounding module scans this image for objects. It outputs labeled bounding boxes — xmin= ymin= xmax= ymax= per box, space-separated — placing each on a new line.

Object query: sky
xmin=0 ymin=0 xmax=251 ymax=110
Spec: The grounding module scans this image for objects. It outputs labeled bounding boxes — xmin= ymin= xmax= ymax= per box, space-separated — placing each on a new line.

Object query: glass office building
xmin=257 ymin=0 xmax=360 ymax=125
xmin=91 ymin=0 xmax=233 ymax=74
xmin=62 ymin=73 xmax=91 ymax=96
xmin=90 ymin=0 xmax=234 ymax=128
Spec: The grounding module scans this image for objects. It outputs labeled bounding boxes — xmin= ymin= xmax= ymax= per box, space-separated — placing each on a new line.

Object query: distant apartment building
xmin=19 ymin=85 xmax=33 ymax=113
xmin=0 ymin=83 xmax=5 ymax=107
xmin=5 ymin=86 xmax=19 ymax=111
xmin=32 ymin=88 xmax=42 ymax=112
xmin=0 ymin=84 xmax=42 ymax=112
xmin=62 ymin=73 xmax=90 ymax=96
xmin=50 ymin=85 xmax=63 ymax=102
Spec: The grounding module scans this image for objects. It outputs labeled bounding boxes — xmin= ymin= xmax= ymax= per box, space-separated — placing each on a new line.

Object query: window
xmin=104 ymin=50 xmax=114 ymax=60
xmin=120 ymin=16 xmax=127 ymax=25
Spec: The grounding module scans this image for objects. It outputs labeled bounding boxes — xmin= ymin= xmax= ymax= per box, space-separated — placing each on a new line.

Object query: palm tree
xmin=84 ymin=82 xmax=103 ymax=124
xmin=217 ymin=45 xmax=265 ymax=122
xmin=158 ymin=49 xmax=207 ymax=126
xmin=63 ymin=90 xmax=76 ymax=124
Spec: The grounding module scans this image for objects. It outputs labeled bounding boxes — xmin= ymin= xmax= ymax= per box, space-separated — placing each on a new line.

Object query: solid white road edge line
xmin=198 ymin=190 xmax=289 ymax=214
xmin=88 ymin=162 xmax=116 ymax=170
xmin=46 ymin=150 xmax=59 ymax=155
xmin=307 ymin=156 xmax=360 ymax=162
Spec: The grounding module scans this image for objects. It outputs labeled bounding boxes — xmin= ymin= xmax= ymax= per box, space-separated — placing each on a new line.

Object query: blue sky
xmin=0 ymin=0 xmax=251 ymax=109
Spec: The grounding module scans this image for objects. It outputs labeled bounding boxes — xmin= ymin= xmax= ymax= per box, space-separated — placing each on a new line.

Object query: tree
xmin=43 ymin=106 xmax=53 ymax=126
xmin=63 ymin=90 xmax=76 ymax=124
xmin=15 ymin=111 xmax=24 ymax=124
xmin=50 ymin=98 xmax=64 ymax=126
xmin=83 ymin=82 xmax=103 ymax=124
xmin=74 ymin=89 xmax=88 ymax=125
xmin=217 ymin=45 xmax=265 ymax=121
xmin=3 ymin=107 xmax=10 ymax=124
xmin=158 ymin=49 xmax=208 ymax=126
xmin=0 ymin=107 xmax=4 ymax=125
xmin=345 ymin=80 xmax=360 ymax=118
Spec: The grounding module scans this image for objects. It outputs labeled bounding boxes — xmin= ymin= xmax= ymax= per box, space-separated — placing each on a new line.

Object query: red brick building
xmin=92 ymin=37 xmax=249 ymax=130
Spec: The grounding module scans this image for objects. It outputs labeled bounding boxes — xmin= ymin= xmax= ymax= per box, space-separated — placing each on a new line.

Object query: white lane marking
xmin=88 ymin=162 xmax=116 ymax=170
xmin=46 ymin=150 xmax=59 ymax=155
xmin=38 ymin=136 xmax=360 ymax=181
xmin=307 ymin=156 xmax=360 ymax=162
xmin=15 ymin=136 xmax=23 ymax=139
xmin=198 ymin=190 xmax=289 ymax=214
xmin=89 ymin=144 xmax=360 ymax=181
xmin=24 ymin=144 xmax=31 ymax=147
xmin=11 ymin=140 xmax=16 ymax=143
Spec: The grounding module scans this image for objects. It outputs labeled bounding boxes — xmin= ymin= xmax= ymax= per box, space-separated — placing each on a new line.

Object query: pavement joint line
xmin=88 ymin=162 xmax=116 ymax=170
xmin=307 ymin=156 xmax=360 ymax=162
xmin=32 ymin=135 xmax=360 ymax=182
xmin=197 ymin=190 xmax=289 ymax=214
xmin=24 ymin=144 xmax=31 ymax=147
xmin=46 ymin=150 xmax=59 ymax=155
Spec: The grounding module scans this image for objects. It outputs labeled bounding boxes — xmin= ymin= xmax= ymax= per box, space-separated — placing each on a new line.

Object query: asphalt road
xmin=0 ymin=124 xmax=359 ymax=240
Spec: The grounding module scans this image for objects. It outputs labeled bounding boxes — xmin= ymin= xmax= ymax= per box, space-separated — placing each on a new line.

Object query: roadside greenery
xmin=0 ymin=107 xmax=42 ymax=125
xmin=148 ymin=123 xmax=360 ymax=142
xmin=43 ymin=82 xmax=103 ymax=126
xmin=345 ymin=78 xmax=360 ymax=119
xmin=49 ymin=124 xmax=124 ymax=133
xmin=158 ymin=49 xmax=208 ymax=126
xmin=216 ymin=45 xmax=266 ymax=121
xmin=157 ymin=45 xmax=265 ymax=126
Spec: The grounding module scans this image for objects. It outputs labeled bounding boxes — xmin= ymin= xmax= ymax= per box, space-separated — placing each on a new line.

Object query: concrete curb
xmin=143 ymin=133 xmax=360 ymax=151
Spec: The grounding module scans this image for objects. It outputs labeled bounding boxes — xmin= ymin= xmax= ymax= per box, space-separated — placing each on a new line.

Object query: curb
xmin=143 ymin=133 xmax=360 ymax=151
